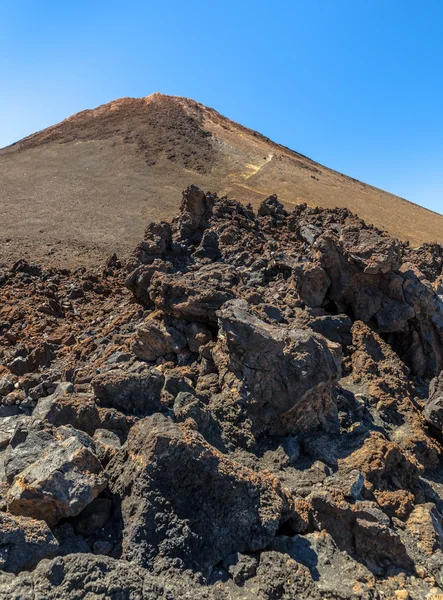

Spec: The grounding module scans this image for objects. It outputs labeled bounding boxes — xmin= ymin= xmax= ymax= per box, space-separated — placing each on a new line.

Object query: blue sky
xmin=1 ymin=0 xmax=442 ymax=214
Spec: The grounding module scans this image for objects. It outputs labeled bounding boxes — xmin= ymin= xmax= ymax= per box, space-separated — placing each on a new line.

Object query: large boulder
xmin=132 ymin=314 xmax=187 ymax=362
xmin=293 ymin=261 xmax=331 ymax=308
xmin=3 ymin=428 xmax=58 ymax=484
xmin=310 ymin=219 xmax=443 ymax=377
xmin=0 ymin=415 xmax=30 ymax=450
xmin=308 ymin=491 xmax=413 ymax=572
xmin=108 ymin=414 xmax=292 ymax=574
xmin=92 ymin=369 xmax=164 ymax=417
xmin=149 ymin=266 xmax=235 ymax=324
xmin=213 ymin=300 xmax=341 ymax=435
xmin=339 ymin=224 xmax=402 ymax=274
xmin=338 ymin=431 xmax=419 ymax=492
xmin=6 ymin=428 xmax=106 ymax=526
xmin=0 ymin=513 xmax=59 ymax=573
xmin=33 ymin=391 xmax=131 ymax=440
xmin=125 ymin=259 xmax=173 ymax=304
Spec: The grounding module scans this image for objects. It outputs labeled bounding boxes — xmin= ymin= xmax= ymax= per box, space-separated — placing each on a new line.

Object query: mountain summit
xmin=1 ymin=93 xmax=442 ymax=266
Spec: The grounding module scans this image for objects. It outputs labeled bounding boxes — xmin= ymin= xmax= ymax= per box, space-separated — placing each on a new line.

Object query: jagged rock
xmin=92 ymin=369 xmax=164 ymax=417
xmin=287 ymin=531 xmax=375 ymax=598
xmin=137 ymin=221 xmax=172 ymax=260
xmin=238 ymin=550 xmax=321 ymax=600
xmin=374 ymin=489 xmax=415 ymax=520
xmin=0 ymin=551 xmax=324 ymax=600
xmin=33 ymin=390 xmax=130 ymax=440
xmin=340 ymin=225 xmax=402 ymax=274
xmin=309 ymin=313 xmax=353 ymax=345
xmin=308 ymin=491 xmax=413 ymax=571
xmin=351 ymin=321 xmax=412 ymax=400
xmin=424 ymin=371 xmax=443 ymax=430
xmin=338 ymin=431 xmax=420 ymax=492
xmin=93 ymin=429 xmax=121 ymax=465
xmin=323 ymin=469 xmax=365 ymax=500
xmin=306 ymin=216 xmax=443 ymax=377
xmin=6 ymin=429 xmax=106 ymax=526
xmin=258 ymin=194 xmax=287 ymax=218
xmin=213 ymin=299 xmax=341 ymax=435
xmin=222 ymin=552 xmax=258 ymax=584
xmin=125 ymin=259 xmax=172 ymax=303
xmin=149 ymin=266 xmax=235 ymax=324
xmin=3 ymin=188 xmax=443 ymax=597
xmin=294 ymin=262 xmax=331 ymax=308
xmin=161 ymin=371 xmax=196 ymax=404
xmin=32 ymin=382 xmax=74 ymax=415
xmin=0 ymin=554 xmax=148 ymax=600
xmin=108 ymin=414 xmax=292 ymax=573
xmin=0 ymin=415 xmax=30 ymax=450
xmin=259 ymin=438 xmax=300 ymax=473
xmin=7 ymin=357 xmax=29 ymax=376
xmin=405 ymin=503 xmax=443 ymax=555
xmin=0 ymin=512 xmax=59 ymax=573
xmin=193 ymin=230 xmax=222 ymax=261
xmin=173 ymin=185 xmax=215 ymax=242
xmin=173 ymin=392 xmax=225 ymax=451
xmin=407 ymin=243 xmax=443 ymax=283
xmin=353 ymin=517 xmax=413 ymax=572
xmin=132 ymin=314 xmax=187 ymax=361
xmin=4 ymin=428 xmax=57 ymax=484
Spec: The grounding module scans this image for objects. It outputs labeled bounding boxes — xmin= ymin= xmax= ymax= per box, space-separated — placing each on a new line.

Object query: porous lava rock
xmin=0 ymin=512 xmax=58 ymax=573
xmin=213 ymin=299 xmax=341 ymax=435
xmin=107 ymin=413 xmax=292 ymax=573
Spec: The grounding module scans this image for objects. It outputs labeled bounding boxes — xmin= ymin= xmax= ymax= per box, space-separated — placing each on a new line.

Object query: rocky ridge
xmin=1 ymin=186 xmax=443 ymax=598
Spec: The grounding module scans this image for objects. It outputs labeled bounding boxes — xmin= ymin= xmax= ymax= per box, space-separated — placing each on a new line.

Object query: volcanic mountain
xmin=1 ymin=92 xmax=442 ymax=266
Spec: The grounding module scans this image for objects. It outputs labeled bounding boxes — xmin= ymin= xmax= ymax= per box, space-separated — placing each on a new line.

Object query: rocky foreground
xmin=1 ymin=187 xmax=443 ymax=598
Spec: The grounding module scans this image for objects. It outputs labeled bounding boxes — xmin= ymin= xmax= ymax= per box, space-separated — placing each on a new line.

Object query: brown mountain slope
xmin=1 ymin=93 xmax=442 ymax=266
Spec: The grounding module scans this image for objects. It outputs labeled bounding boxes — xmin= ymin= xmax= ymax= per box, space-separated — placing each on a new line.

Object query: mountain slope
xmin=1 ymin=93 xmax=442 ymax=266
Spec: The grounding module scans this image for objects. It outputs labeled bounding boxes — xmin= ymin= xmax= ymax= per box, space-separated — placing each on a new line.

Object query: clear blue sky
xmin=1 ymin=0 xmax=442 ymax=214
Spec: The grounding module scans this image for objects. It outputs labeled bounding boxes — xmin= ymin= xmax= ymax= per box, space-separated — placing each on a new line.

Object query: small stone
xmin=8 ymin=357 xmax=29 ymax=376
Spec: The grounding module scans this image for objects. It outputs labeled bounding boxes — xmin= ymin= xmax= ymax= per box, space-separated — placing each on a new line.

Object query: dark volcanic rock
xmin=308 ymin=491 xmax=414 ymax=572
xmin=108 ymin=414 xmax=291 ymax=573
xmin=92 ymin=369 xmax=164 ymax=417
xmin=0 ymin=554 xmax=148 ymax=600
xmin=0 ymin=513 xmax=58 ymax=573
xmin=132 ymin=314 xmax=187 ymax=361
xmin=173 ymin=184 xmax=216 ymax=243
xmin=149 ymin=267 xmax=235 ymax=324
xmin=213 ymin=299 xmax=341 ymax=435
xmin=6 ymin=429 xmax=106 ymax=526
xmin=33 ymin=391 xmax=131 ymax=440
xmin=424 ymin=371 xmax=443 ymax=430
